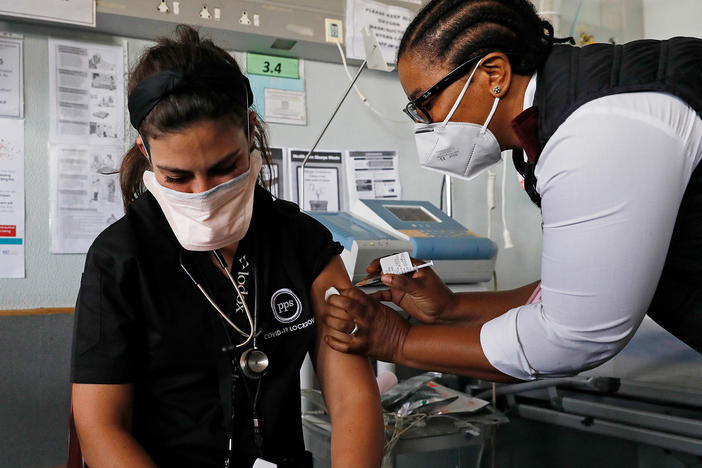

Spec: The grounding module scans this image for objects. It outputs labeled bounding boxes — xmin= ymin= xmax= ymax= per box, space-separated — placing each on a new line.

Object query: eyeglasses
xmin=403 ymin=56 xmax=483 ymax=124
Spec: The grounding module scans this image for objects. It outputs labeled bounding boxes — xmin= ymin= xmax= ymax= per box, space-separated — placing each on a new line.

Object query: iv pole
xmin=298 ymin=57 xmax=369 ymax=209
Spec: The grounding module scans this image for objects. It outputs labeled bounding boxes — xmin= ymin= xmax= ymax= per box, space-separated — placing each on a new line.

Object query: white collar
xmin=523 ymin=72 xmax=538 ymax=111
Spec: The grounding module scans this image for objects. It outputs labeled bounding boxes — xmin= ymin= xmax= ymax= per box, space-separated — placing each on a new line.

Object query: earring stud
xmin=493 ymin=86 xmax=502 ymax=94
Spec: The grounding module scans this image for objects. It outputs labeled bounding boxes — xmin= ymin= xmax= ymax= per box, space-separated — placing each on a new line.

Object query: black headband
xmin=127 ymin=66 xmax=254 ymax=131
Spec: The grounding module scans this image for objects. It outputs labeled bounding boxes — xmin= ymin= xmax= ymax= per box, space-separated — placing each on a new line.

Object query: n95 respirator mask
xmin=413 ymin=59 xmax=502 ymax=180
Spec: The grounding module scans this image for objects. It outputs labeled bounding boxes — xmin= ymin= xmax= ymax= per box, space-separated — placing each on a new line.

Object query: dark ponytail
xmin=120 ymin=24 xmax=272 ymax=209
xmin=120 ymin=144 xmax=150 ymax=210
xmin=397 ymin=0 xmax=574 ymax=73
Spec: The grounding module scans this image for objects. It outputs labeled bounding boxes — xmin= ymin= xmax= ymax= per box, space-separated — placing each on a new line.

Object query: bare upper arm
xmin=72 ymin=383 xmax=134 ymax=431
xmin=309 ymin=256 xmax=380 ymax=415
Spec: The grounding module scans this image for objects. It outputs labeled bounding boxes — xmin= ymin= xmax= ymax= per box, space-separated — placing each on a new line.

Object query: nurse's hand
xmin=365 ymin=257 xmax=455 ymax=324
xmin=324 ymin=287 xmax=410 ymax=363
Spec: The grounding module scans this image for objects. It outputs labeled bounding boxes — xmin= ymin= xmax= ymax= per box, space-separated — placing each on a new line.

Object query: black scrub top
xmin=71 ymin=185 xmax=343 ymax=468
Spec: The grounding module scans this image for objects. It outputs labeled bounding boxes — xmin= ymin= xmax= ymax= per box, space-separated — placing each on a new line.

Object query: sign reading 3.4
xmin=247 ymin=53 xmax=299 ymax=79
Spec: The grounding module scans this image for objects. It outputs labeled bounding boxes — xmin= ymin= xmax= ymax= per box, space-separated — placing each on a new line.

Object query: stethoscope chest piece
xmin=240 ymin=348 xmax=269 ymax=379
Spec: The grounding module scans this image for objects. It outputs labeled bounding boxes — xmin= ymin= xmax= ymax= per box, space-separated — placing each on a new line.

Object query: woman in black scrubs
xmin=71 ymin=25 xmax=383 ymax=468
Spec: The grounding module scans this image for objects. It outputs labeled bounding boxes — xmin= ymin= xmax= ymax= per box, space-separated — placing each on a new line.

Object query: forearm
xmin=79 ymin=424 xmax=157 ymax=468
xmin=395 ymin=324 xmax=519 ymax=382
xmin=437 ymin=281 xmax=539 ymax=325
xmin=330 ymin=394 xmax=384 ymax=468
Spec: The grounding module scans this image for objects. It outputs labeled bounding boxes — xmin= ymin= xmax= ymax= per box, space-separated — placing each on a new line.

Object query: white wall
xmin=643 ymin=0 xmax=702 ymax=39
xmin=556 ymin=0 xmax=644 ymax=43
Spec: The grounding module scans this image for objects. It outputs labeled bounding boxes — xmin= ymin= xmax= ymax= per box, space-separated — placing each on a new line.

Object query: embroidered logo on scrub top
xmin=270 ymin=288 xmax=302 ymax=323
xmin=235 ymin=254 xmax=251 ymax=315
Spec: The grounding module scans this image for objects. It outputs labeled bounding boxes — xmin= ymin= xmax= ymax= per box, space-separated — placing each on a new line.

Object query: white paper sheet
xmin=264 ymin=88 xmax=307 ymax=126
xmin=345 ymin=0 xmax=415 ymax=63
xmin=0 ymin=37 xmax=23 ymax=118
xmin=296 ymin=166 xmax=340 ymax=212
xmin=428 ymin=382 xmax=489 ymax=415
xmin=0 ymin=118 xmax=24 ymax=277
xmin=346 ymin=150 xmax=401 ymax=203
xmin=252 ymin=458 xmax=277 ymax=468
xmin=49 ymin=144 xmax=124 ymax=254
xmin=48 ymin=38 xmax=125 ymax=146
xmin=289 ymin=149 xmax=344 ymax=212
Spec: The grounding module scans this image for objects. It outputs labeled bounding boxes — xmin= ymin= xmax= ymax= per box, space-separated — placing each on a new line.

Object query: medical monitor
xmin=384 ymin=205 xmax=440 ymax=223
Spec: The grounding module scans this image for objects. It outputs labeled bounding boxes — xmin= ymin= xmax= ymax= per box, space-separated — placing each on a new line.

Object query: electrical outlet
xmin=200 ymin=5 xmax=212 ymax=19
xmin=173 ymin=1 xmax=180 ymax=15
xmin=324 ymin=18 xmax=343 ymax=43
xmin=157 ymin=0 xmax=169 ymax=13
xmin=239 ymin=11 xmax=251 ymax=25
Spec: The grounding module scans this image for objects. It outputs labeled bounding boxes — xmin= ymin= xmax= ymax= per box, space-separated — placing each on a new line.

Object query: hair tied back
xmin=128 ymin=69 xmax=187 ymax=131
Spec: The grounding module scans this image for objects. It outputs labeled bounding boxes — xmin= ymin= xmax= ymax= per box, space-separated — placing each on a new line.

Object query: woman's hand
xmin=322 ymin=286 xmax=515 ymax=382
xmin=366 ymin=257 xmax=456 ymax=324
xmin=324 ymin=287 xmax=411 ymax=362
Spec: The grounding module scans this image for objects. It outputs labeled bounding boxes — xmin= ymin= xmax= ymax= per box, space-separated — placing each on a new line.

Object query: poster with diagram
xmin=0 ymin=118 xmax=24 ymax=277
xmin=47 ymin=38 xmax=126 ymax=253
xmin=289 ymin=149 xmax=344 ymax=212
xmin=48 ymin=38 xmax=125 ymax=146
xmin=346 ymin=150 xmax=401 ymax=202
xmin=49 ymin=144 xmax=123 ymax=254
xmin=296 ymin=166 xmax=340 ymax=212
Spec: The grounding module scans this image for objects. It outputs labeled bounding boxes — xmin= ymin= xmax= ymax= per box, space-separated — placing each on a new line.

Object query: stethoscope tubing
xmin=179 ymin=249 xmax=255 ymax=348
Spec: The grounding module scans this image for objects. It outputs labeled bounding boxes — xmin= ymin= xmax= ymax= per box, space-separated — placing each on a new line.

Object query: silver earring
xmin=493 ymin=86 xmax=502 ymax=94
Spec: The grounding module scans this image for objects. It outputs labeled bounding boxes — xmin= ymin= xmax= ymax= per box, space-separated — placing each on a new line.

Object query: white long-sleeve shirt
xmin=480 ymin=75 xmax=702 ymax=380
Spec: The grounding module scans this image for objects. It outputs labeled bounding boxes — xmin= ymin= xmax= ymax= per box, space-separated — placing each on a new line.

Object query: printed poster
xmin=346 ymin=150 xmax=400 ymax=202
xmin=289 ymin=149 xmax=344 ymax=212
xmin=0 ymin=37 xmax=23 ymax=118
xmin=345 ymin=0 xmax=415 ymax=63
xmin=0 ymin=118 xmax=24 ymax=277
xmin=48 ymin=38 xmax=125 ymax=146
xmin=49 ymin=144 xmax=123 ymax=253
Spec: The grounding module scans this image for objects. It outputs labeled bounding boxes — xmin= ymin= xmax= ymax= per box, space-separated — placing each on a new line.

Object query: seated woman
xmin=70 ymin=25 xmax=383 ymax=468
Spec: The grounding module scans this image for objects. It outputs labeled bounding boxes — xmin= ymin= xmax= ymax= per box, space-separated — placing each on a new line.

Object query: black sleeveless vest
xmin=513 ymin=37 xmax=702 ymax=353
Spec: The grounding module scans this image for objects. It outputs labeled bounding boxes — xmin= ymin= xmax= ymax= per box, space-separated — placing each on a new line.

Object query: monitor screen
xmin=385 ymin=205 xmax=440 ymax=223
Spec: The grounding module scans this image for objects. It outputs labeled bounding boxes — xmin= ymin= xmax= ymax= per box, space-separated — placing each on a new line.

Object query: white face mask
xmin=143 ymin=151 xmax=262 ymax=251
xmin=414 ymin=59 xmax=502 ymax=180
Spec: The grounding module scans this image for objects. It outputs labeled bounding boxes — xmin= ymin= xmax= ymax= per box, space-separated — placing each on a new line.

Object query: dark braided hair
xmin=398 ymin=0 xmax=573 ymax=74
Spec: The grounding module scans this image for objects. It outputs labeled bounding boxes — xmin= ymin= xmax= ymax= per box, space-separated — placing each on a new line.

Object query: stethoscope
xmin=179 ymin=248 xmax=269 ymax=380
xmin=179 ymin=247 xmax=270 ymax=465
